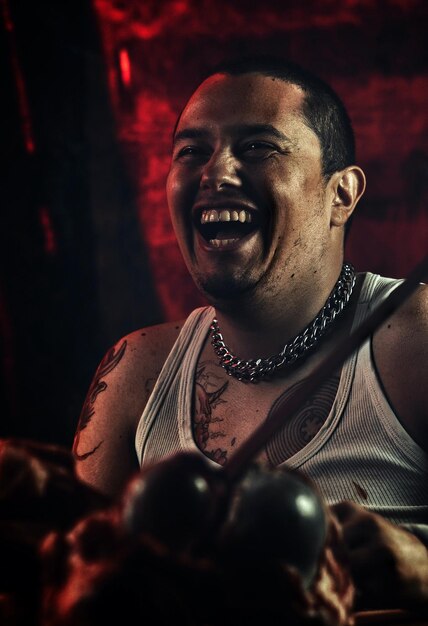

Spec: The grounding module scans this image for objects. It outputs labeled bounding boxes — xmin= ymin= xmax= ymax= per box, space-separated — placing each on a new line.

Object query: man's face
xmin=167 ymin=72 xmax=332 ymax=302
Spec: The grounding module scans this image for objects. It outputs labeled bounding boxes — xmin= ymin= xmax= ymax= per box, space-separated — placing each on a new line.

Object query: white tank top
xmin=135 ymin=273 xmax=428 ymax=525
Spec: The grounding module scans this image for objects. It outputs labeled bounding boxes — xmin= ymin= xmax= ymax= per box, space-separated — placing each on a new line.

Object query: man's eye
xmin=241 ymin=142 xmax=277 ymax=158
xmin=175 ymin=146 xmax=205 ymax=159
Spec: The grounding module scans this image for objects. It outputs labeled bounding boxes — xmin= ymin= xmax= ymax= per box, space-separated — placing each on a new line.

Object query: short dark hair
xmin=207 ymin=56 xmax=356 ymax=180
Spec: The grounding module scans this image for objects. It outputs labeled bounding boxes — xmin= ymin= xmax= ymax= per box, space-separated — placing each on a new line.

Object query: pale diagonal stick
xmin=225 ymin=255 xmax=428 ymax=483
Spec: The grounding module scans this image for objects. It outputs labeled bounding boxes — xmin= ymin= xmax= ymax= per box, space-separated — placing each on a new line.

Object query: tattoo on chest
xmin=73 ymin=340 xmax=127 ymax=461
xmin=192 ymin=360 xmax=340 ymax=467
xmin=265 ymin=374 xmax=340 ymax=465
xmin=193 ymin=362 xmax=230 ymax=466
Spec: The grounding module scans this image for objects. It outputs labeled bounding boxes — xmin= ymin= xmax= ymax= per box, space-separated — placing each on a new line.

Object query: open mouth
xmin=195 ymin=208 xmax=260 ymax=248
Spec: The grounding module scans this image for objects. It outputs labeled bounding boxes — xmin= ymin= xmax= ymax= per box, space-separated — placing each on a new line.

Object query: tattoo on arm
xmin=73 ymin=340 xmax=127 ymax=461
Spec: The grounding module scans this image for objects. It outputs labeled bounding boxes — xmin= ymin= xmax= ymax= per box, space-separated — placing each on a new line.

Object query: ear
xmin=329 ymin=166 xmax=366 ymax=228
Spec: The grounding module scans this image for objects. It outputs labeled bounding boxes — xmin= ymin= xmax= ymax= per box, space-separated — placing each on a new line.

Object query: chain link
xmin=210 ymin=262 xmax=356 ymax=383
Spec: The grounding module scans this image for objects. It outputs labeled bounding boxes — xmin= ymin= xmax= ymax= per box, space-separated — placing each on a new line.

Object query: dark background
xmin=1 ymin=0 xmax=427 ymax=447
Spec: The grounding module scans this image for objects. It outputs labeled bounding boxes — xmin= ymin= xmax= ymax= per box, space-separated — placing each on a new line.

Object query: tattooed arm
xmin=73 ymin=321 xmax=184 ymax=498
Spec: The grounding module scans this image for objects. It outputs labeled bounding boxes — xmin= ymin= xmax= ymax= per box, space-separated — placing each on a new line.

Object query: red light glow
xmin=39 ymin=207 xmax=57 ymax=256
xmin=119 ymin=48 xmax=131 ymax=87
xmin=1 ymin=0 xmax=36 ymax=154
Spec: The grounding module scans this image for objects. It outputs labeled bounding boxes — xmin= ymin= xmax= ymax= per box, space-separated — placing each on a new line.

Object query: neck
xmin=211 ymin=257 xmax=346 ymax=361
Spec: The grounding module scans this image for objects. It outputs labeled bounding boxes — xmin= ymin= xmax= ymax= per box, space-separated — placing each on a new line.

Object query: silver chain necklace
xmin=210 ymin=262 xmax=356 ymax=383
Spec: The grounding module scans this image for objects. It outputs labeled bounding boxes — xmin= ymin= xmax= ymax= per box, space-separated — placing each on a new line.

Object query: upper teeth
xmin=200 ymin=209 xmax=252 ymax=224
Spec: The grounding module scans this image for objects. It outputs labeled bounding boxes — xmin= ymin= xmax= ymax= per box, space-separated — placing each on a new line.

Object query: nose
xmin=200 ymin=150 xmax=241 ymax=191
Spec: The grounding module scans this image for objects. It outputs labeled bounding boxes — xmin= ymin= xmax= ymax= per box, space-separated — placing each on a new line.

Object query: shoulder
xmin=372 ymin=282 xmax=428 ymax=449
xmin=107 ymin=318 xmax=187 ymax=421
xmin=72 ymin=317 xmax=188 ymax=496
xmin=374 ymin=281 xmax=428 ymax=349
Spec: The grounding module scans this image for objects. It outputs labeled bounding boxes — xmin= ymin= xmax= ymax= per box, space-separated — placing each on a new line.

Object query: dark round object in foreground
xmin=223 ymin=467 xmax=327 ymax=587
xmin=121 ymin=452 xmax=224 ymax=551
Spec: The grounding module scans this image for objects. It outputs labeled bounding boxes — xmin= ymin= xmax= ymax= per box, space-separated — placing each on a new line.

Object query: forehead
xmin=176 ymin=72 xmax=311 ymax=140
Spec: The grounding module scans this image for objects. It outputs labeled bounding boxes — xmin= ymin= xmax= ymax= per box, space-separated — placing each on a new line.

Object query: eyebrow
xmin=173 ymin=124 xmax=293 ymax=146
xmin=236 ymin=124 xmax=292 ymax=143
xmin=173 ymin=128 xmax=208 ymax=146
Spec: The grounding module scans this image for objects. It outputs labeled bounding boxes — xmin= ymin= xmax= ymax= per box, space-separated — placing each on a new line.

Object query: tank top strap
xmin=135 ymin=306 xmax=213 ymax=464
xmin=351 ymin=272 xmax=404 ymax=328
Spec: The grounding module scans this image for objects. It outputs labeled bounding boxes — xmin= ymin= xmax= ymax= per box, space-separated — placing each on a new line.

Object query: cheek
xmin=166 ymin=167 xmax=198 ymax=216
xmin=166 ymin=172 xmax=186 ymax=235
xmin=166 ymin=169 xmax=178 ymax=213
xmin=268 ymin=183 xmax=326 ymax=244
xmin=166 ymin=170 xmax=197 ymax=256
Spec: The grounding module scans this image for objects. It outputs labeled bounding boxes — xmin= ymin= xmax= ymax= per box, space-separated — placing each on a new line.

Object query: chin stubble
xmin=193 ymin=269 xmax=260 ymax=301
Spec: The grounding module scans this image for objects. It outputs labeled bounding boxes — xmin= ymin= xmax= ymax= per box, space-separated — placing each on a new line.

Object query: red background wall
xmin=94 ymin=0 xmax=428 ymax=320
xmin=1 ymin=0 xmax=427 ymax=445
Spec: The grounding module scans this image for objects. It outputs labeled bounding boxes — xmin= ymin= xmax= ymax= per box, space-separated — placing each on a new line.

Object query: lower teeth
xmin=209 ymin=238 xmax=239 ymax=248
